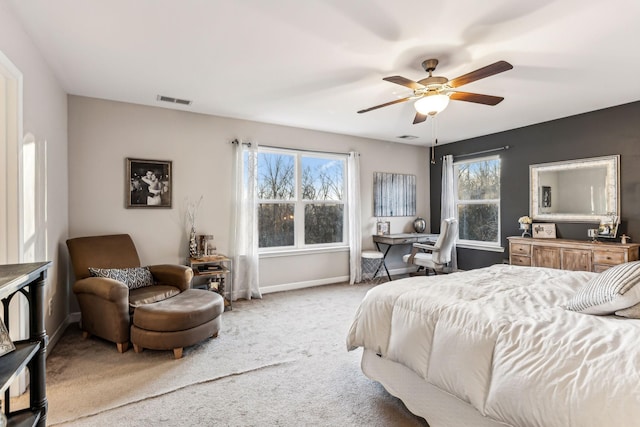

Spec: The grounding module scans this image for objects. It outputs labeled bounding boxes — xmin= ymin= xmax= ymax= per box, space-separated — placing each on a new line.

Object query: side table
xmin=187 ymin=255 xmax=233 ymax=310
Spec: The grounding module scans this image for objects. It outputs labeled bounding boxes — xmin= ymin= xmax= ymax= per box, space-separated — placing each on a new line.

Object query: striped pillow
xmin=88 ymin=266 xmax=154 ymax=290
xmin=566 ymin=261 xmax=640 ymax=315
xmin=615 ymin=302 xmax=640 ymax=318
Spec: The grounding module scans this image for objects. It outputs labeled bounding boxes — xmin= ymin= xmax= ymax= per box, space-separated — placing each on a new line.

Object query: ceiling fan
xmin=357 ymin=59 xmax=513 ymax=124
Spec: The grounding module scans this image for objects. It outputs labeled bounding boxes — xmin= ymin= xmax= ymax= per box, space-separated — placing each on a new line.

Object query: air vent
xmin=156 ymin=95 xmax=192 ymax=106
xmin=396 ymin=135 xmax=418 ymax=140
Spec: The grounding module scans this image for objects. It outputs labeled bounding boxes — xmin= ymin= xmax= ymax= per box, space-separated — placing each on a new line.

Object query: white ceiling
xmin=8 ymin=0 xmax=640 ymax=145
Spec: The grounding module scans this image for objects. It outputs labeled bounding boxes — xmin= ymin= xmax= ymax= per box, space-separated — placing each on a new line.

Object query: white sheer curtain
xmin=441 ymin=154 xmax=458 ymax=271
xmin=347 ymin=152 xmax=362 ymax=284
xmin=230 ymin=140 xmax=262 ymax=300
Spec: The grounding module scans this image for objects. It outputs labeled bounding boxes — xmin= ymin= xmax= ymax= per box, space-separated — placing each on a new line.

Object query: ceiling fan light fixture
xmin=414 ymin=94 xmax=450 ymax=116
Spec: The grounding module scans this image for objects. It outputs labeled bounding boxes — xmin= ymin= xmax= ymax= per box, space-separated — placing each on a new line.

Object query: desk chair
xmin=402 ymin=218 xmax=458 ymax=275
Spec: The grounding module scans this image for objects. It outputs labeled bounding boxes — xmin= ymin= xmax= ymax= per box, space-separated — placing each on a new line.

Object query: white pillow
xmin=565 ymin=261 xmax=640 ymax=315
xmin=88 ymin=266 xmax=154 ymax=290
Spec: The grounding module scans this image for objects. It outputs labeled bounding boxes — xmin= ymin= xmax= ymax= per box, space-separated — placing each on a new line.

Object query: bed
xmin=346 ymin=263 xmax=640 ymax=427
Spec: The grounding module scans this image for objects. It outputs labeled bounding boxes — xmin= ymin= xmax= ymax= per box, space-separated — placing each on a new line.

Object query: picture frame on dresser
xmin=598 ymin=214 xmax=619 ymax=239
xmin=532 ymin=223 xmax=556 ymax=238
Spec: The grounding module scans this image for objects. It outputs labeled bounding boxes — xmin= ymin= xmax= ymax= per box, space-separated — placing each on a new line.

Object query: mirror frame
xmin=529 ymin=155 xmax=620 ymax=223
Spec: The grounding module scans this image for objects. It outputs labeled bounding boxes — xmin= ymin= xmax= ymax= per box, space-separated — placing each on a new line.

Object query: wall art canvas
xmin=126 ymin=158 xmax=172 ymax=208
xmin=373 ymin=172 xmax=416 ymax=217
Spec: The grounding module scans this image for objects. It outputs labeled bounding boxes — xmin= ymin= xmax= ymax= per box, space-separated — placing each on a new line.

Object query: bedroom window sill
xmin=259 ymin=245 xmax=349 ymax=258
xmin=456 ymin=242 xmax=504 ymax=253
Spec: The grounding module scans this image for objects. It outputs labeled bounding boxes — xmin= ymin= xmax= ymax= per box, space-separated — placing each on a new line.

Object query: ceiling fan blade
xmin=383 ymin=76 xmax=425 ymax=90
xmin=449 ymin=91 xmax=504 ymax=105
xmin=447 ymin=61 xmax=513 ymax=88
xmin=357 ymin=96 xmax=412 ymax=114
xmin=413 ymin=112 xmax=428 ymax=124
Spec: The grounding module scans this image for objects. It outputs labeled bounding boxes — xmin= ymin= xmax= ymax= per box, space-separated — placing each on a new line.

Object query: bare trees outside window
xmin=454 ymin=156 xmax=501 ymax=244
xmin=255 ymin=149 xmax=346 ymax=249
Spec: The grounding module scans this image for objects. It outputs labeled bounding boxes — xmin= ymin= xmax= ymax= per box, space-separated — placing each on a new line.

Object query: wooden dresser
xmin=508 ymin=236 xmax=640 ymax=272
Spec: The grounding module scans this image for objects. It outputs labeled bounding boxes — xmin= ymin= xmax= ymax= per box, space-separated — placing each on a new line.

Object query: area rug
xmin=32 ymin=283 xmax=428 ymax=426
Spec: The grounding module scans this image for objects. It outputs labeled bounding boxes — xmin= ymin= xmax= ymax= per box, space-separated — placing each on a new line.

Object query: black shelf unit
xmin=0 ymin=262 xmax=51 ymax=427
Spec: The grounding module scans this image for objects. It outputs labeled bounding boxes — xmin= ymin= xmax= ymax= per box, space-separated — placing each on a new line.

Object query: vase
xmin=519 ymin=223 xmax=531 ymax=238
xmin=413 ymin=217 xmax=426 ymax=233
xmin=189 ymin=227 xmax=198 ymax=257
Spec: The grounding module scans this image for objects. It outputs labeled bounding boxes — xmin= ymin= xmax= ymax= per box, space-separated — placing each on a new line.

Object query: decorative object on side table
xmin=588 ymin=228 xmax=599 ymax=242
xmin=518 ymin=215 xmax=532 ymax=237
xmin=186 ymin=195 xmax=203 ymax=257
xmin=621 ymin=234 xmax=630 ymax=244
xmin=413 ymin=217 xmax=426 ymax=233
xmin=198 ymin=234 xmax=215 ymax=256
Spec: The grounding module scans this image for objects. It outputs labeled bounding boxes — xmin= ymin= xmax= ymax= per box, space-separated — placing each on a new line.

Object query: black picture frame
xmin=126 ymin=158 xmax=172 ymax=208
xmin=598 ymin=215 xmax=619 ymax=239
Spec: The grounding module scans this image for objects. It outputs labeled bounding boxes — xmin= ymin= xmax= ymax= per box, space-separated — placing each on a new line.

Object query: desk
xmin=373 ymin=233 xmax=439 ymax=280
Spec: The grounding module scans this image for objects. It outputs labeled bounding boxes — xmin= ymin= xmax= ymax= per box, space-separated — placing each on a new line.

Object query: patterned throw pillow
xmin=565 ymin=261 xmax=640 ymax=315
xmin=88 ymin=266 xmax=154 ymax=290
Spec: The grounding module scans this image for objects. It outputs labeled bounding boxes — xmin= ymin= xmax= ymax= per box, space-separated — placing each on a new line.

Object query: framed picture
xmin=598 ymin=215 xmax=619 ymax=239
xmin=0 ymin=318 xmax=15 ymax=358
xmin=126 ymin=158 xmax=172 ymax=208
xmin=376 ymin=221 xmax=390 ymax=236
xmin=532 ymin=223 xmax=556 ymax=239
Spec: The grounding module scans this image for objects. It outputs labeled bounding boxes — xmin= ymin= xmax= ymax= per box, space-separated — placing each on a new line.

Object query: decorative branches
xmin=186 ymin=195 xmax=203 ymax=229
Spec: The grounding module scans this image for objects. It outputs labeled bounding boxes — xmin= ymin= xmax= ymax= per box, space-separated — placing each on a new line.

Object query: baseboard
xmin=46 ymin=312 xmax=80 ymax=357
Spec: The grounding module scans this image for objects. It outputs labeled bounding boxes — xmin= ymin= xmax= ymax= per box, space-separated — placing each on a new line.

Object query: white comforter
xmin=347 ymin=264 xmax=640 ymax=427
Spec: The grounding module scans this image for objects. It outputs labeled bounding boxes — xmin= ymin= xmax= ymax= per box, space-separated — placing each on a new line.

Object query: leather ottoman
xmin=131 ymin=289 xmax=224 ymax=359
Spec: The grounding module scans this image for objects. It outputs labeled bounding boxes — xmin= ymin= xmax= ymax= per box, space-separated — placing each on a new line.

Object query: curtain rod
xmin=447 ymin=145 xmax=510 ymax=160
xmin=231 ymin=139 xmax=351 ymax=157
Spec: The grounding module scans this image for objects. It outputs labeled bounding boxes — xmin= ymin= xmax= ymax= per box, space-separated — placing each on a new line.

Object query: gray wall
xmin=431 ymin=101 xmax=640 ymax=270
xmin=1 ymin=2 xmax=70 ymax=344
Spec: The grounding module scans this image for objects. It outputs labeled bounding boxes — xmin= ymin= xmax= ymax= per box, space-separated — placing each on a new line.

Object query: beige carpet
xmin=30 ymin=282 xmax=429 ymax=426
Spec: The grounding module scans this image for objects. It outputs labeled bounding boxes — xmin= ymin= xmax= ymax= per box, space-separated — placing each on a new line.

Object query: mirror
xmin=529 ymin=155 xmax=619 ymax=223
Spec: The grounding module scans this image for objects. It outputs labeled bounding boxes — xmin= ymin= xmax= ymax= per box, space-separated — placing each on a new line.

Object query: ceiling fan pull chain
xmin=430 ymin=116 xmax=438 ymax=164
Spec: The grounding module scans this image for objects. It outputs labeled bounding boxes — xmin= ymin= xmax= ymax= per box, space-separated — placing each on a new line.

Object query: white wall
xmin=0 ymin=1 xmax=69 ymax=340
xmin=68 ymin=96 xmax=430 ymax=298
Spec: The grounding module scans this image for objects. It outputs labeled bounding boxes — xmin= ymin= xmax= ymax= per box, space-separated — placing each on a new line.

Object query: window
xmin=454 ymin=156 xmax=501 ymax=246
xmin=255 ymin=148 xmax=347 ymax=251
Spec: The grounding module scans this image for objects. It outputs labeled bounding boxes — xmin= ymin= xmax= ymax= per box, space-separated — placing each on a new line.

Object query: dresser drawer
xmin=511 ymin=255 xmax=532 ymax=266
xmin=593 ymin=264 xmax=613 ymax=273
xmin=593 ymin=250 xmax=626 ymax=265
xmin=510 ymin=243 xmax=531 ymax=256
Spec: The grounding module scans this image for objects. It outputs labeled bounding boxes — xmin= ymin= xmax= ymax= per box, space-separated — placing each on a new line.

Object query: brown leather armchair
xmin=66 ymin=234 xmax=193 ymax=352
